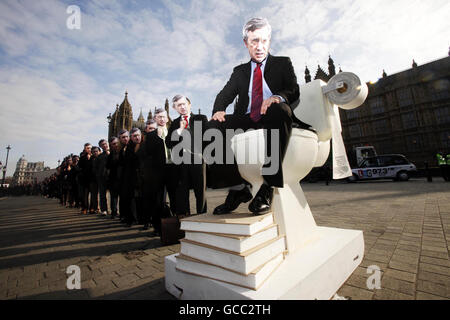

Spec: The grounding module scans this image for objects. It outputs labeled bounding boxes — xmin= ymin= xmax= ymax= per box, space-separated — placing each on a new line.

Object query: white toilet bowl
xmin=231 ymin=127 xmax=325 ymax=252
xmin=231 ymin=127 xmax=322 ymax=191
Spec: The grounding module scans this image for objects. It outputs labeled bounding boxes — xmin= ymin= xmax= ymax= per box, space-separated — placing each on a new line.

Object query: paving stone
xmin=416 ymin=280 xmax=449 ymax=299
xmin=92 ymin=273 xmax=119 ymax=286
xmin=373 ymin=288 xmax=414 ymax=300
xmin=420 ymin=256 xmax=450 ymax=268
xmin=137 ymin=252 xmax=159 ymax=263
xmin=417 ymin=270 xmax=450 ymax=287
xmin=384 ymin=269 xmax=416 ymax=283
xmin=421 ymin=240 xmax=448 ymax=247
xmin=80 ymin=279 xmax=97 ymax=290
xmin=388 ymin=260 xmax=418 ymax=274
xmin=6 ymin=279 xmax=18 ymax=289
xmin=111 ymin=273 xmax=140 ymax=288
xmin=396 ymin=244 xmax=421 ymax=253
xmin=135 ymin=266 xmax=159 ymax=279
xmin=152 ymin=249 xmax=175 ymax=257
xmin=16 ymin=285 xmax=50 ymax=299
xmin=344 ymin=274 xmax=369 ymax=290
xmin=390 ymin=254 xmax=419 ymax=266
xmin=364 ymin=252 xmax=392 ymax=264
xmin=421 ymin=245 xmax=448 ymax=254
xmin=421 ymin=250 xmax=449 ymax=260
xmin=381 ymin=275 xmax=416 ymax=296
xmin=416 ymin=291 xmax=448 ymax=300
xmin=87 ymin=282 xmax=118 ymax=298
xmin=419 ymin=263 xmax=450 ymax=277
xmin=99 ymin=263 xmax=122 ymax=274
xmin=115 ymin=266 xmax=141 ymax=277
xmin=359 ymin=259 xmax=388 ymax=271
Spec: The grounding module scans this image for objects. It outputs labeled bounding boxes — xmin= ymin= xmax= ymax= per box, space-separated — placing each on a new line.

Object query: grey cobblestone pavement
xmin=0 ymin=178 xmax=449 ymax=300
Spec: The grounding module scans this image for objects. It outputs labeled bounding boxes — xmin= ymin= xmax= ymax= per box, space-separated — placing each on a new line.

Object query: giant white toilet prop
xmin=165 ymin=72 xmax=369 ymax=300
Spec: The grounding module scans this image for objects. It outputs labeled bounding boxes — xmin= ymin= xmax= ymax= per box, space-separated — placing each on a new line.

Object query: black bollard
xmin=425 ymin=162 xmax=432 ymax=182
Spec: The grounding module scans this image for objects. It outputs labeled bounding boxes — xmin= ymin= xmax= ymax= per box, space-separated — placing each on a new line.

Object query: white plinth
xmin=165 ymin=226 xmax=364 ymax=300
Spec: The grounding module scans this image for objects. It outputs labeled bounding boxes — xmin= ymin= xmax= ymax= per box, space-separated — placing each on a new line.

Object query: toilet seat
xmin=231 ymin=127 xmax=318 ymax=143
xmin=291 ymin=128 xmax=318 ymax=140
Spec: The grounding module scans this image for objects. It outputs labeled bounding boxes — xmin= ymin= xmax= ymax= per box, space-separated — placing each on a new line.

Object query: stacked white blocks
xmin=174 ymin=211 xmax=286 ymax=290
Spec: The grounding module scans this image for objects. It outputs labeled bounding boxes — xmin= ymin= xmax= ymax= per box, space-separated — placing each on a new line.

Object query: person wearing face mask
xmin=106 ymin=136 xmax=121 ymax=219
xmin=120 ymin=128 xmax=145 ymax=227
xmin=207 ymin=17 xmax=311 ymax=216
xmin=90 ymin=146 xmax=101 ymax=214
xmin=166 ymin=94 xmax=208 ymax=216
xmin=78 ymin=143 xmax=93 ymax=215
xmin=96 ymin=139 xmax=110 ymax=215
xmin=117 ymin=129 xmax=130 ymax=223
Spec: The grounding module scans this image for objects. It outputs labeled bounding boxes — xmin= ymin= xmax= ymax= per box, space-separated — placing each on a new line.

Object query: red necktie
xmin=250 ymin=63 xmax=263 ymax=122
xmin=183 ymin=115 xmax=188 ymax=128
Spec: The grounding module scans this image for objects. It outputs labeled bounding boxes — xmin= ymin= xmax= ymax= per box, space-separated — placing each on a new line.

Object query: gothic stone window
xmin=372 ymin=119 xmax=389 ymax=135
xmin=429 ymin=80 xmax=450 ymax=101
xmin=349 ymin=124 xmax=362 ymax=138
xmin=369 ymin=96 xmax=385 ymax=114
xmin=441 ymin=131 xmax=450 ymax=148
xmin=397 ymin=87 xmax=414 ymax=107
xmin=401 ymin=112 xmax=417 ymax=129
xmin=434 ymin=106 xmax=450 ymax=125
xmin=345 ymin=109 xmax=359 ymax=120
xmin=407 ymin=135 xmax=422 ymax=152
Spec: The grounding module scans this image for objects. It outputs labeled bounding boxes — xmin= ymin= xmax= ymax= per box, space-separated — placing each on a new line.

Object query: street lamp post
xmin=2 ymin=145 xmax=11 ymax=186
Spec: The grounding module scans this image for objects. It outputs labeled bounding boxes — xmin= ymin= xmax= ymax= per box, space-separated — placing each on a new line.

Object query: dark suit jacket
xmin=142 ymin=130 xmax=167 ymax=186
xmin=212 ymin=54 xmax=300 ymax=115
xmin=78 ymin=153 xmax=94 ymax=186
xmin=166 ymin=113 xmax=208 ymax=163
xmin=106 ymin=150 xmax=120 ymax=192
xmin=119 ymin=142 xmax=143 ymax=197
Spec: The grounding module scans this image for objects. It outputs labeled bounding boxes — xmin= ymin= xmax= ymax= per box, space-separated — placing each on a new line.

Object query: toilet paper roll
xmin=326 ymin=72 xmax=368 ymax=110
xmin=330 ymin=105 xmax=352 ymax=179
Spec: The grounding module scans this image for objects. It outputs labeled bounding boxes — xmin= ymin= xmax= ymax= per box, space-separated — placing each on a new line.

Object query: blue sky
xmin=0 ymin=0 xmax=449 ymax=175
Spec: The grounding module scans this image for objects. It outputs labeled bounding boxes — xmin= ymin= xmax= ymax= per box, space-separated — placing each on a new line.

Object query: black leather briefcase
xmin=160 ymin=215 xmax=185 ymax=245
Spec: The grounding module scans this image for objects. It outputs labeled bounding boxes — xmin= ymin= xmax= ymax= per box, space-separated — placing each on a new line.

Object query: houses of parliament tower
xmin=107 ymin=91 xmax=171 ymax=139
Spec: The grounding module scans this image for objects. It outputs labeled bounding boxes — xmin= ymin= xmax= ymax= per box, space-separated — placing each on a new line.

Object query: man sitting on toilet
xmin=208 ymin=17 xmax=312 ymax=216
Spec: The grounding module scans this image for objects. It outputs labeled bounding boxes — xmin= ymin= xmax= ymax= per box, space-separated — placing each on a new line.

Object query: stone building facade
xmin=12 ymin=156 xmax=45 ymax=186
xmin=338 ymin=55 xmax=450 ymax=168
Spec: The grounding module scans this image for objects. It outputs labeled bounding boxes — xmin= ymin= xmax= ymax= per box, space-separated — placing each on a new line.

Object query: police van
xmin=348 ymin=154 xmax=417 ymax=182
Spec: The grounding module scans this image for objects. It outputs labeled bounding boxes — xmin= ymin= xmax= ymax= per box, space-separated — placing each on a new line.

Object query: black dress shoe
xmin=248 ymin=184 xmax=274 ymax=215
xmin=213 ymin=186 xmax=253 ymax=215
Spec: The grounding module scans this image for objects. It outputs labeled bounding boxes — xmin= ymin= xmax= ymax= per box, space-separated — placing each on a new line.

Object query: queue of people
xmin=39 ymin=95 xmax=208 ymax=236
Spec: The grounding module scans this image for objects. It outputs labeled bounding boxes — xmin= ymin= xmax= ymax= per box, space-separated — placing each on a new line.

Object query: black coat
xmin=142 ymin=130 xmax=167 ymax=187
xmin=119 ymin=142 xmax=145 ymax=197
xmin=78 ymin=153 xmax=94 ymax=186
xmin=166 ymin=113 xmax=208 ymax=164
xmin=212 ymin=54 xmax=300 ymax=115
xmin=106 ymin=151 xmax=120 ymax=192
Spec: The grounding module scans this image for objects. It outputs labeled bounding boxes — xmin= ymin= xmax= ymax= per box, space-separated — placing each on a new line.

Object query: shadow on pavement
xmin=16 ymin=278 xmax=175 ymax=300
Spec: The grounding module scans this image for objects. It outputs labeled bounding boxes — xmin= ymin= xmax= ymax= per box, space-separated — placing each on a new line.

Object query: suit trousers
xmin=150 ymin=163 xmax=178 ymax=233
xmin=96 ymin=177 xmax=108 ymax=212
xmin=119 ymin=194 xmax=132 ymax=222
xmin=109 ymin=189 xmax=119 ymax=216
xmin=175 ymin=163 xmax=207 ymax=215
xmin=207 ymin=102 xmax=292 ymax=189
xmin=89 ymin=181 xmax=98 ymax=211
